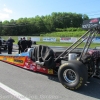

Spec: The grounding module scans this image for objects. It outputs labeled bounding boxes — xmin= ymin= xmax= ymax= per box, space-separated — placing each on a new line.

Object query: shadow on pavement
xmin=76 ymin=78 xmax=100 ymax=99
xmin=48 ymin=74 xmax=100 ymax=99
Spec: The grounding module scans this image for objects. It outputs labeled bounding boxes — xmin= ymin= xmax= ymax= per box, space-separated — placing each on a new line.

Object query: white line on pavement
xmin=0 ymin=82 xmax=31 ymax=100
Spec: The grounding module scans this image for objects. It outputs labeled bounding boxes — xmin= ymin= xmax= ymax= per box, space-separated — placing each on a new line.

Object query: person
xmin=27 ymin=37 xmax=32 ymax=48
xmin=20 ymin=37 xmax=27 ymax=52
xmin=6 ymin=37 xmax=15 ymax=54
xmin=17 ymin=37 xmax=22 ymax=54
xmin=0 ymin=37 xmax=2 ymax=54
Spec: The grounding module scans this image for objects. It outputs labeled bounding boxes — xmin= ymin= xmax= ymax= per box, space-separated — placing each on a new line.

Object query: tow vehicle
xmin=0 ymin=38 xmax=7 ymax=50
xmin=0 ymin=18 xmax=100 ymax=90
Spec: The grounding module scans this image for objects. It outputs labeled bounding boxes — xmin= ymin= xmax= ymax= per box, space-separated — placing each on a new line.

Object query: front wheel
xmin=58 ymin=60 xmax=88 ymax=90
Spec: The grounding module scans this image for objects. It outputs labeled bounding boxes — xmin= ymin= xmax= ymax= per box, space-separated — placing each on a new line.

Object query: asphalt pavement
xmin=0 ymin=61 xmax=100 ymax=100
xmin=0 ymin=46 xmax=100 ymax=100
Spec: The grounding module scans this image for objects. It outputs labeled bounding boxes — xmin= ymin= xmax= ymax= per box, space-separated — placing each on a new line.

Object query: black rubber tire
xmin=58 ymin=60 xmax=88 ymax=90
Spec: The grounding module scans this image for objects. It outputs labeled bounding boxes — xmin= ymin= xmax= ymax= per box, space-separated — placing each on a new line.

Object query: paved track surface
xmin=0 ymin=47 xmax=100 ymax=100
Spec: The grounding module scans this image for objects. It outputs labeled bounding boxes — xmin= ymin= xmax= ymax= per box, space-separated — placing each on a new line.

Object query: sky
xmin=0 ymin=0 xmax=100 ymax=22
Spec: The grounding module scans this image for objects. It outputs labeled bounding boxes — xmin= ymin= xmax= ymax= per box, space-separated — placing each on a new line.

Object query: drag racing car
xmin=0 ymin=18 xmax=100 ymax=90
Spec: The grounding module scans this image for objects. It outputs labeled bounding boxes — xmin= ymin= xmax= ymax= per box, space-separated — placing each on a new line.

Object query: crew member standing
xmin=0 ymin=37 xmax=2 ymax=54
xmin=27 ymin=37 xmax=32 ymax=48
xmin=6 ymin=37 xmax=15 ymax=54
xmin=20 ymin=37 xmax=27 ymax=52
xmin=17 ymin=37 xmax=22 ymax=54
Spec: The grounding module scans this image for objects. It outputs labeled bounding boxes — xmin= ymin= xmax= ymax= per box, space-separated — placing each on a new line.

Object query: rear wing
xmin=82 ymin=18 xmax=100 ymax=30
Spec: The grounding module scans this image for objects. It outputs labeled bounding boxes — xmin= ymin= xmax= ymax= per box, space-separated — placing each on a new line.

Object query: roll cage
xmin=55 ymin=18 xmax=100 ymax=61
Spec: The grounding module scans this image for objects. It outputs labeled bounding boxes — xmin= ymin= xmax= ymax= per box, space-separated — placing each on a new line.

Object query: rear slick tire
xmin=58 ymin=60 xmax=88 ymax=90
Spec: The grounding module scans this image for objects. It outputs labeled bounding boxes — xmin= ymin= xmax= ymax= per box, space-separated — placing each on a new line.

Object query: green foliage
xmin=41 ymin=27 xmax=86 ymax=37
xmin=1 ymin=12 xmax=89 ymax=36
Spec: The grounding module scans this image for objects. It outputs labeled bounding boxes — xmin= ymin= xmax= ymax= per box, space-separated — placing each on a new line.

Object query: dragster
xmin=0 ymin=18 xmax=100 ymax=90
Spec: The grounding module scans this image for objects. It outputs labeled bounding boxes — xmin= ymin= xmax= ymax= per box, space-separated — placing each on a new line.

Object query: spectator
xmin=0 ymin=37 xmax=2 ymax=54
xmin=27 ymin=37 xmax=32 ymax=48
xmin=20 ymin=37 xmax=27 ymax=52
xmin=17 ymin=37 xmax=22 ymax=54
xmin=6 ymin=37 xmax=15 ymax=54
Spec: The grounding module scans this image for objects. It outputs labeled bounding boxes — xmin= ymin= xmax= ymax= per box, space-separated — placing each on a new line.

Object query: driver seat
xmin=29 ymin=45 xmax=56 ymax=69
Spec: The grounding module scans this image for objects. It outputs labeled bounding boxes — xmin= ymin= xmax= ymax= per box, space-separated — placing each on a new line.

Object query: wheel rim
xmin=63 ymin=69 xmax=77 ymax=83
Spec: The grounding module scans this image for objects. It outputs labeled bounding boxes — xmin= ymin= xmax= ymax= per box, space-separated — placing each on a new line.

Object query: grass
xmin=1 ymin=36 xmax=100 ymax=48
xmin=41 ymin=31 xmax=86 ymax=37
xmin=37 ymin=41 xmax=100 ymax=48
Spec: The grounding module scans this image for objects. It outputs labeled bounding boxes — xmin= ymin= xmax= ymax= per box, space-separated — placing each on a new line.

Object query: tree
xmin=1 ymin=12 xmax=89 ymax=36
